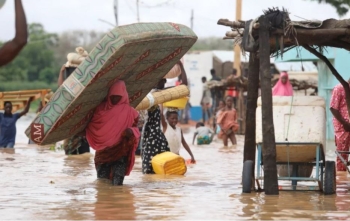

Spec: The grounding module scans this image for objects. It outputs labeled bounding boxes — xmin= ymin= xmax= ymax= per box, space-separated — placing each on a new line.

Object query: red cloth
xmin=86 ymin=80 xmax=140 ymax=151
xmin=330 ymin=83 xmax=350 ymax=171
xmin=226 ymin=87 xmax=238 ymax=97
xmin=272 ymin=72 xmax=293 ymax=96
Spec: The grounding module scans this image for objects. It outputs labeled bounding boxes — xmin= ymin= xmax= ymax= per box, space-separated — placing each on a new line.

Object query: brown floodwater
xmin=0 ymin=116 xmax=349 ymax=220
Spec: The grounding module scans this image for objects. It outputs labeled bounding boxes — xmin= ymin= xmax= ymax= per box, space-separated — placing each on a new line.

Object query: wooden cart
xmin=242 ymin=96 xmax=336 ymax=195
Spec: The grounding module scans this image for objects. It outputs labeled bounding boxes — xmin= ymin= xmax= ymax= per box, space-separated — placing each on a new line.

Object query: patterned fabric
xmin=94 ymin=117 xmax=139 ymax=185
xmin=197 ymin=135 xmax=211 ymax=145
xmin=137 ymin=110 xmax=148 ymax=129
xmin=330 ymin=83 xmax=350 ymax=171
xmin=142 ymin=106 xmax=170 ymax=174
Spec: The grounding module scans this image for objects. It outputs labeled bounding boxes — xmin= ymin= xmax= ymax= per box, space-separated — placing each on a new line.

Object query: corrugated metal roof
xmin=274 ymin=62 xmax=317 ymax=72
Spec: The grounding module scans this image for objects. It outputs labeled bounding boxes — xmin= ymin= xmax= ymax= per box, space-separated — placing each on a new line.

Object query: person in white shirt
xmin=161 ymin=107 xmax=195 ymax=163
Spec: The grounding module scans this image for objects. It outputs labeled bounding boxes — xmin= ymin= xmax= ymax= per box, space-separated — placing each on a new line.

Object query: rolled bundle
xmin=135 ymin=85 xmax=189 ymax=110
xmin=65 ymin=47 xmax=89 ymax=67
xmin=163 ymin=57 xmax=184 ymax=79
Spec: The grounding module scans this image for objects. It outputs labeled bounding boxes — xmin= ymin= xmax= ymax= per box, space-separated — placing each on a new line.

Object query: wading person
xmin=330 ymin=80 xmax=350 ymax=171
xmin=85 ymin=80 xmax=140 ymax=185
xmin=58 ymin=47 xmax=91 ymax=155
xmin=0 ymin=97 xmax=33 ymax=148
xmin=141 ymin=78 xmax=170 ymax=174
xmin=141 ymin=60 xmax=187 ymax=174
xmin=216 ymin=96 xmax=239 ymax=148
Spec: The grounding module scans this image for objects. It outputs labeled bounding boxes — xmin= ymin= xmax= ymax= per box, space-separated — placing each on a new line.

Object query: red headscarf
xmin=86 ymin=80 xmax=140 ymax=151
xmin=272 ymin=72 xmax=293 ymax=96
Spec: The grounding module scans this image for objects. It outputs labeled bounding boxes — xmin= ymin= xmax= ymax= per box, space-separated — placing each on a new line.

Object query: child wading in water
xmin=217 ymin=96 xmax=239 ymax=148
xmin=214 ymin=100 xmax=225 ymax=135
xmin=161 ymin=107 xmax=196 ymax=163
xmin=192 ymin=122 xmax=214 ymax=145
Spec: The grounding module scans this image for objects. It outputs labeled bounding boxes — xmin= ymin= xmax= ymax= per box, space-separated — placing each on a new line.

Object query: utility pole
xmin=191 ymin=9 xmax=194 ymax=29
xmin=114 ymin=0 xmax=118 ymax=26
xmin=136 ymin=0 xmax=140 ymax=22
xmin=234 ymin=0 xmax=242 ymax=76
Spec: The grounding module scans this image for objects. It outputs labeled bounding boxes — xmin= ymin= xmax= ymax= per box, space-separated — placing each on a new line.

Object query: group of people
xmin=2 ymin=0 xmax=350 ymax=184
xmin=197 ymin=69 xmax=241 ymax=148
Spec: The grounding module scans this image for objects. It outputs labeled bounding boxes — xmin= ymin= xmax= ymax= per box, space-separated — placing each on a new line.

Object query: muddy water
xmin=0 ymin=114 xmax=349 ymax=220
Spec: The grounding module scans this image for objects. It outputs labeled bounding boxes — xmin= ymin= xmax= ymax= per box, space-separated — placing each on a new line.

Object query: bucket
xmin=163 ymin=97 xmax=188 ymax=109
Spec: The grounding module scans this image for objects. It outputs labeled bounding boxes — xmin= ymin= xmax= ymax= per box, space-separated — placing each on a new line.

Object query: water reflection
xmin=94 ymin=184 xmax=136 ymax=220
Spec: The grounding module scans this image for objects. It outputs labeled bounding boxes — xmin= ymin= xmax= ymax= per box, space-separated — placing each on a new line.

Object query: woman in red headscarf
xmin=272 ymin=71 xmax=293 ymax=96
xmin=85 ymin=80 xmax=140 ymax=185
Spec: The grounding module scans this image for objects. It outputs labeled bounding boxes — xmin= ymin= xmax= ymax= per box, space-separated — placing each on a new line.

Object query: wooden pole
xmin=234 ymin=0 xmax=242 ymax=76
xmin=243 ymin=52 xmax=260 ymax=179
xmin=259 ymin=15 xmax=279 ymax=195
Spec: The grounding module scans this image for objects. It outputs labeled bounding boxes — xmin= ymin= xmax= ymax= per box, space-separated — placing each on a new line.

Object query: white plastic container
xmin=256 ymin=96 xmax=326 ymax=146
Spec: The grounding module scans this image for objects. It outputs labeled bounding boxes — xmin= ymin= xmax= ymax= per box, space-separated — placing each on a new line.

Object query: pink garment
xmin=86 ymin=80 xmax=140 ymax=151
xmin=330 ymin=83 xmax=350 ymax=171
xmin=272 ymin=72 xmax=293 ymax=96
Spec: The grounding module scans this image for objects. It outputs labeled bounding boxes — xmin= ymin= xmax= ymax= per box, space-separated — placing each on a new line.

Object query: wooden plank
xmin=0 ymin=89 xmax=51 ymax=112
xmin=276 ymin=145 xmax=318 ymax=162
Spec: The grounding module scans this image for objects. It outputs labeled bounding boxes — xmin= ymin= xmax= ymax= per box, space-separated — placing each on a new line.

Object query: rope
xmin=285 ymin=95 xmax=294 ymax=140
xmin=285 ymin=95 xmax=294 ymax=177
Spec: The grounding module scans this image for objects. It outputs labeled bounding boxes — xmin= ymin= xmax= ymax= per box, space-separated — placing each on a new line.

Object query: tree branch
xmin=303 ymin=44 xmax=350 ymax=118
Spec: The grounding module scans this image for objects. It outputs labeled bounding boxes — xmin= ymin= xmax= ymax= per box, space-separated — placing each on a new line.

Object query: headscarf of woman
xmin=272 ymin=71 xmax=293 ymax=96
xmin=86 ymin=80 xmax=140 ymax=150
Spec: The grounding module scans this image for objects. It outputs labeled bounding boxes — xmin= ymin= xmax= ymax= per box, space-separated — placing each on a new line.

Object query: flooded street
xmin=0 ymin=114 xmax=349 ymax=220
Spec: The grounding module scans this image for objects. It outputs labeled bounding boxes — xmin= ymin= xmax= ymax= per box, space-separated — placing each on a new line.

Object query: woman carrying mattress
xmin=85 ymin=80 xmax=140 ymax=185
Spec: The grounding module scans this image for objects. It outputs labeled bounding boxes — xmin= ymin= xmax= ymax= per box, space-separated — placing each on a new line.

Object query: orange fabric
xmin=217 ymin=109 xmax=239 ymax=137
xmin=86 ymin=80 xmax=140 ymax=151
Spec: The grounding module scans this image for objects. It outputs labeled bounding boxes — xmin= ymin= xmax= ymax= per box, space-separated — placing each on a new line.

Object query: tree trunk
xmin=259 ymin=15 xmax=279 ymax=195
xmin=243 ymin=52 xmax=260 ymax=190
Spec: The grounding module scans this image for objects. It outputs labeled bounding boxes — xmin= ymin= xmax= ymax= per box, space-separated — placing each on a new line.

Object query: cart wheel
xmin=323 ymin=161 xmax=336 ymax=195
xmin=242 ymin=160 xmax=254 ymax=193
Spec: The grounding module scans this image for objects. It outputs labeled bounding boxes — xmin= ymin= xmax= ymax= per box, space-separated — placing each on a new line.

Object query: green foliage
xmin=309 ymin=0 xmax=350 ymax=16
xmin=0 ymin=81 xmax=57 ymax=92
xmin=0 ymin=23 xmax=58 ymax=83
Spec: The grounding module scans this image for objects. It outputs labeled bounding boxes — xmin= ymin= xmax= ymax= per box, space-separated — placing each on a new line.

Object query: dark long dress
xmin=95 ymin=126 xmax=139 ymax=185
xmin=142 ymin=106 xmax=170 ymax=174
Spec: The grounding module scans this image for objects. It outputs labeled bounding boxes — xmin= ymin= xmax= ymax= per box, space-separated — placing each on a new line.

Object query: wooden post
xmin=243 ymin=52 xmax=260 ymax=189
xmin=259 ymin=15 xmax=279 ymax=195
xmin=233 ymin=0 xmax=242 ymax=76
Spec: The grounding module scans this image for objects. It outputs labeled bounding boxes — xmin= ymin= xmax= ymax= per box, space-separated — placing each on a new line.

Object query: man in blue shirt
xmin=0 ymin=97 xmax=33 ymax=148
